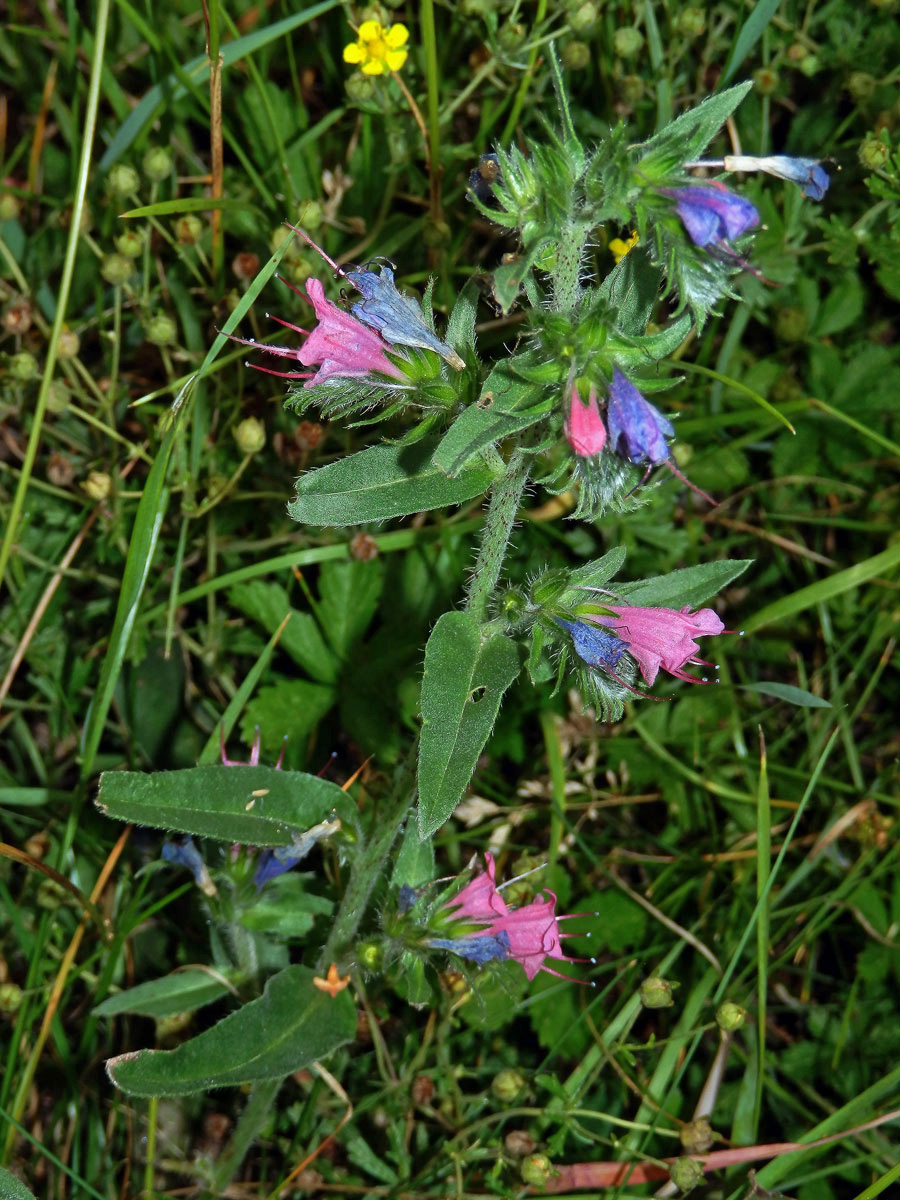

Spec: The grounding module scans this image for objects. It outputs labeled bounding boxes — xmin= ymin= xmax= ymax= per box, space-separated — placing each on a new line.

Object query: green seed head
xmin=859 ymin=134 xmax=891 ymax=170
xmin=670 ymin=1156 xmax=704 ymax=1193
xmin=175 ymin=214 xmax=204 ymax=244
xmin=145 ymin=314 xmax=177 ymax=346
xmin=491 ymin=1068 xmax=527 ymax=1103
xmin=519 ymin=1154 xmax=554 ymax=1188
xmin=613 ymin=27 xmax=644 ymax=58
xmin=715 ymin=1000 xmax=747 ymax=1031
xmin=561 ymin=40 xmax=591 ymax=70
xmin=56 ymin=328 xmax=81 ymax=359
xmin=8 ymin=351 xmax=39 ymax=382
xmin=46 ymin=380 xmax=71 ymax=413
xmin=100 ymin=253 xmax=134 ymax=286
xmin=115 ymin=228 xmax=145 ymax=258
xmin=640 ymin=975 xmax=676 ymax=1008
xmin=143 ymin=146 xmax=173 ymax=182
xmin=234 ymin=416 xmax=266 ymax=455
xmin=107 ymin=163 xmax=140 ymax=195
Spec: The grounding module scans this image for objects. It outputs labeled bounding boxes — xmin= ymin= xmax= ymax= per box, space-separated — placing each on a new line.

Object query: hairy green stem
xmin=208 ymin=1078 xmax=281 ymax=1196
xmin=465 ymin=451 xmax=529 ymax=623
xmin=318 ymin=742 xmax=418 ymax=970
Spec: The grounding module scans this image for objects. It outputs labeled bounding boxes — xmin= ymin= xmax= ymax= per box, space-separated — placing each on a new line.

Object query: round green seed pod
xmin=519 ymin=1154 xmax=554 ymax=1188
xmin=561 ymin=40 xmax=591 ymax=70
xmin=115 ymin=228 xmax=145 ymax=258
xmin=234 ymin=416 xmax=266 ymax=455
xmin=613 ymin=27 xmax=644 ymax=58
xmin=143 ymin=146 xmax=173 ymax=182
xmin=100 ymin=253 xmax=134 ymax=285
xmin=640 ymin=975 xmax=675 ymax=1008
xmin=145 ymin=314 xmax=177 ymax=346
xmin=670 ymin=1156 xmax=704 ymax=1193
xmin=8 ymin=351 xmax=39 ymax=381
xmin=108 ymin=163 xmax=140 ymax=195
xmin=491 ymin=1068 xmax=527 ymax=1103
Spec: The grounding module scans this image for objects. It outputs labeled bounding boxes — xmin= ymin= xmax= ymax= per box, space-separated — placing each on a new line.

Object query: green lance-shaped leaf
xmin=105 ymin=965 xmax=355 ymax=1096
xmin=94 ymin=970 xmax=233 ymax=1018
xmin=637 ymin=81 xmax=754 ymax=165
xmin=418 ymin=612 xmax=521 ymax=839
xmin=288 ymin=436 xmax=498 ymax=526
xmin=96 ymin=765 xmax=352 ymax=845
xmin=432 ymin=365 xmax=550 ymax=478
xmin=617 ymin=559 xmax=752 ymax=609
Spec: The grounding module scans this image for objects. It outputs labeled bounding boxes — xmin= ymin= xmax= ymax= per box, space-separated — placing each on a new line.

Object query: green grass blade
xmin=743 ymin=541 xmax=900 ymax=633
xmin=721 ymin=0 xmax=781 ymax=85
xmin=754 ymin=728 xmax=770 ymax=1140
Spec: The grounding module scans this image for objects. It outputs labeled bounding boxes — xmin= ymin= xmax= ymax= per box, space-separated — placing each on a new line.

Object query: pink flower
xmin=225 ymin=277 xmax=405 ymax=387
xmin=487 ymin=892 xmax=593 ymax=982
xmin=590 ymin=604 xmax=724 ymax=685
xmin=297 ymin=278 xmax=405 ymax=387
xmin=564 ymin=385 xmax=607 ymax=457
xmin=444 ymin=852 xmax=509 ymax=921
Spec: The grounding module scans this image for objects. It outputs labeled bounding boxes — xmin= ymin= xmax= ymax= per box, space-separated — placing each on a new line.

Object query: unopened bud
xmin=519 ymin=1154 xmax=554 ymax=1188
xmin=115 ymin=228 xmax=145 ymax=258
xmin=143 ymin=146 xmax=173 ymax=182
xmin=491 ymin=1068 xmax=526 ymax=1103
xmin=753 ymin=66 xmax=780 ymax=94
xmin=498 ymin=20 xmax=526 ymax=51
xmin=108 ymin=163 xmax=140 ymax=195
xmin=232 ymin=252 xmax=259 ymax=281
xmin=859 ymin=134 xmax=890 ymax=170
xmin=675 ymin=7 xmax=705 ymax=35
xmin=234 ymin=417 xmax=266 ymax=455
xmin=0 ymin=983 xmax=24 ymax=1015
xmin=670 ymin=1156 xmax=704 ymax=1193
xmin=504 ymin=1130 xmax=536 ymax=1158
xmin=567 ymin=2 xmax=599 ymax=35
xmin=83 ymin=471 xmax=112 ymax=501
xmin=679 ymin=1118 xmax=714 ymax=1155
xmin=8 ymin=351 xmax=39 ymax=381
xmin=100 ymin=253 xmax=134 ymax=285
xmin=561 ymin=40 xmax=591 ymax=70
xmin=613 ymin=27 xmax=644 ymax=57
xmin=716 ymin=1000 xmax=747 ymax=1031
xmin=56 ymin=328 xmax=81 ymax=359
xmin=175 ymin=214 xmax=204 ymax=244
xmin=0 ymin=191 xmax=22 ymax=221
xmin=640 ymin=975 xmax=676 ymax=1008
xmin=46 ymin=380 xmax=71 ymax=413
xmin=145 ymin=314 xmax=177 ymax=346
xmin=357 ymin=940 xmax=383 ymax=969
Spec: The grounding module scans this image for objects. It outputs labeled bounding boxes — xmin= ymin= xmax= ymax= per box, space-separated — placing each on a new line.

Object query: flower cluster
xmin=564 ymin=368 xmax=713 ymax=505
xmin=557 ymin=601 xmax=731 ymax=692
xmin=424 ymin=854 xmax=595 ymax=983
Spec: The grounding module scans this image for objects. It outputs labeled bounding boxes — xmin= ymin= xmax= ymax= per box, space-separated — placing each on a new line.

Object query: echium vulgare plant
xmin=96 ymin=54 xmax=829 ymax=1167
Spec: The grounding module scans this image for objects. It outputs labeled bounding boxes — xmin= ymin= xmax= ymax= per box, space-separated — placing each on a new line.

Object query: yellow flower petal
xmin=357 ymin=20 xmax=382 ymax=41
xmin=343 ymin=42 xmax=364 ymax=63
xmin=385 ymin=48 xmax=408 ymax=71
xmin=361 ymin=59 xmax=385 ymax=75
xmin=385 ymin=23 xmax=409 ymax=48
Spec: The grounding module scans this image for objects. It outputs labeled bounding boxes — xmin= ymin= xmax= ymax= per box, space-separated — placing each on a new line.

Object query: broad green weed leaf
xmin=289 ymin=437 xmax=497 ymax=526
xmin=0 ymin=1169 xmax=37 ymax=1200
xmin=227 ymin=581 xmax=339 ymax=684
xmin=105 ymin=965 xmax=355 ymax=1096
xmin=241 ymin=679 xmax=336 ymax=755
xmin=618 ymin=559 xmax=752 ymax=608
xmin=96 ymin=765 xmax=350 ymax=845
xmin=418 ymin=612 xmax=521 ymax=838
xmin=318 ymin=559 xmax=382 ymax=659
xmin=94 ymin=971 xmax=232 ymax=1018
xmin=739 ymin=682 xmax=832 ymax=708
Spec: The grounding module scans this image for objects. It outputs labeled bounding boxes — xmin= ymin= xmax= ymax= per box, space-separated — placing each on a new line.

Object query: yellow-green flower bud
xmin=859 ymin=134 xmax=890 ymax=170
xmin=716 ymin=1000 xmax=747 ymax=1031
xmin=0 ymin=983 xmax=24 ymax=1015
xmin=56 ymin=328 xmax=81 ymax=359
xmin=640 ymin=975 xmax=675 ymax=1008
xmin=491 ymin=1068 xmax=527 ymax=1103
xmin=83 ymin=471 xmax=112 ymax=501
xmin=115 ymin=228 xmax=145 ymax=258
xmin=234 ymin=416 xmax=266 ymax=455
xmin=561 ymin=40 xmax=591 ymax=70
xmin=8 ymin=351 xmax=39 ymax=381
xmin=145 ymin=314 xmax=177 ymax=346
xmin=753 ymin=67 xmax=780 ymax=95
xmin=100 ymin=253 xmax=134 ymax=285
xmin=175 ymin=214 xmax=204 ymax=244
xmin=46 ymin=380 xmax=70 ymax=413
xmin=345 ymin=72 xmax=379 ymax=105
xmin=670 ymin=1156 xmax=704 ymax=1193
xmin=679 ymin=1118 xmax=714 ymax=1154
xmin=519 ymin=1154 xmax=554 ymax=1188
xmin=568 ymin=2 xmax=599 ymax=35
xmin=0 ymin=192 xmax=22 ymax=221
xmin=675 ymin=7 xmax=705 ymax=36
xmin=107 ymin=163 xmax=140 ymax=195
xmin=357 ymin=941 xmax=383 ymax=969
xmin=143 ymin=146 xmax=173 ymax=182
xmin=613 ymin=27 xmax=644 ymax=58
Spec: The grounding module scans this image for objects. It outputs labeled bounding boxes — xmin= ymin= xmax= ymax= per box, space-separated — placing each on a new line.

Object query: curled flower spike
xmin=589 ymin=604 xmax=726 ymax=685
xmin=564 ymin=385 xmax=607 ymax=457
xmin=660 ymin=181 xmax=759 ymax=248
xmin=343 ymin=20 xmax=409 ymax=75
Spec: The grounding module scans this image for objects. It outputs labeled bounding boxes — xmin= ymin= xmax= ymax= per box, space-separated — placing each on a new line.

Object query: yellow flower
xmin=609 ymin=230 xmax=639 ymax=263
xmin=343 ymin=20 xmax=409 ymax=75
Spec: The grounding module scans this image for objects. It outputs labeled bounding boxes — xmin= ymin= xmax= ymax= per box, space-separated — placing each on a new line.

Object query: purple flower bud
xmin=555 ymin=617 xmax=626 ymax=671
xmin=347 ymin=264 xmax=466 ymax=370
xmin=162 ymin=837 xmax=217 ymax=896
xmin=660 ymin=181 xmax=759 ymax=247
xmin=429 ymin=931 xmax=511 ymax=964
xmin=720 ymin=155 xmax=829 ymax=201
xmin=606 ymin=368 xmax=674 ymax=465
